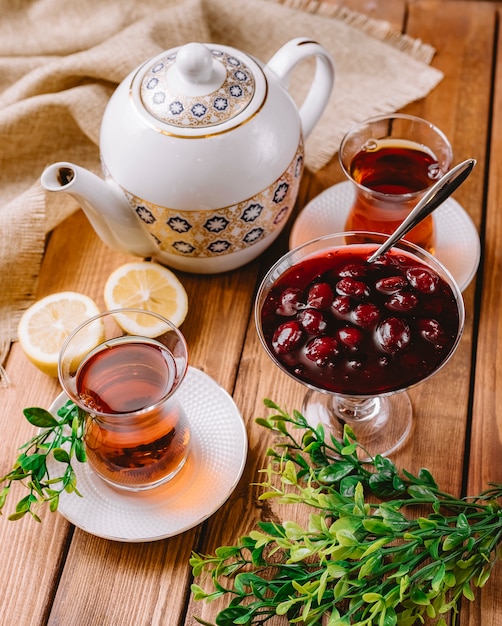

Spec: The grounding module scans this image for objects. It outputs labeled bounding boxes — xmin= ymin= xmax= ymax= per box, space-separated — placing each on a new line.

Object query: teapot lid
xmin=136 ymin=42 xmax=265 ymax=135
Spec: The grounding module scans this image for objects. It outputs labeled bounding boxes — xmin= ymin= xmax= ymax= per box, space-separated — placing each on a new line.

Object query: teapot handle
xmin=266 ymin=37 xmax=335 ymax=138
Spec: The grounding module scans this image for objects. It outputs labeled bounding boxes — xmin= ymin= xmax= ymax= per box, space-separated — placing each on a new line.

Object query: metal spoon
xmin=366 ymin=158 xmax=476 ymax=263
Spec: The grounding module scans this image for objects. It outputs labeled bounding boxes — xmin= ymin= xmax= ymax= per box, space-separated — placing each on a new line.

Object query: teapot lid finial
xmin=176 ymin=43 xmax=215 ymax=85
xmin=139 ymin=43 xmax=261 ymax=131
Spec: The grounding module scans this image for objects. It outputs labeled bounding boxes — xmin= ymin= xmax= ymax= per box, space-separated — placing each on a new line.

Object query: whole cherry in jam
xmin=377 ymin=317 xmax=411 ymax=354
xmin=277 ymin=287 xmax=303 ymax=316
xmin=272 ymin=320 xmax=303 ymax=354
xmin=298 ymin=309 xmax=327 ymax=335
xmin=307 ymin=282 xmax=334 ymax=309
xmin=338 ymin=326 xmax=364 ymax=348
xmin=305 ymin=336 xmax=339 ymax=366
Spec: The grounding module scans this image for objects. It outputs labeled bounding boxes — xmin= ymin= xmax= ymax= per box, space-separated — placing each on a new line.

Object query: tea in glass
xmin=339 ymin=115 xmax=453 ymax=254
xmin=59 ymin=309 xmax=190 ymax=491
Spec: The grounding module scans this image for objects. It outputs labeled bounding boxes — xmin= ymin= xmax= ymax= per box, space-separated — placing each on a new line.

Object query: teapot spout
xmin=41 ymin=162 xmax=155 ymax=257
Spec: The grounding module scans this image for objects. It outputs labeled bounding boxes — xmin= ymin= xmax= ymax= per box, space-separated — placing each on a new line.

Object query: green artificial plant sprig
xmin=0 ymin=400 xmax=86 ymax=522
xmin=191 ymin=399 xmax=502 ymax=626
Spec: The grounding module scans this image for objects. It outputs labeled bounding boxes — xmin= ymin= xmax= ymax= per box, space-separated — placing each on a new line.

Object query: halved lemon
xmin=103 ymin=261 xmax=188 ymax=332
xmin=17 ymin=292 xmax=102 ymax=377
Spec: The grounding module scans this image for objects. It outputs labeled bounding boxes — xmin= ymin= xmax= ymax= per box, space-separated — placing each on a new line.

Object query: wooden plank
xmin=392 ymin=0 xmax=493 ymax=481
xmin=463 ymin=3 xmax=502 ymax=624
xmin=0 ymin=211 xmax=136 ymax=625
xmin=0 ymin=396 xmax=69 ymax=626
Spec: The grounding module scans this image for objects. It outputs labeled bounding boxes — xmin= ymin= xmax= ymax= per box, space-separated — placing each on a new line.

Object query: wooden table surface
xmin=1 ymin=1 xmax=501 ymax=624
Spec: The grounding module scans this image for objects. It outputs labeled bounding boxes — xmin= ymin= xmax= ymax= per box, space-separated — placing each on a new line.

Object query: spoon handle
xmin=367 ymin=158 xmax=476 ymax=263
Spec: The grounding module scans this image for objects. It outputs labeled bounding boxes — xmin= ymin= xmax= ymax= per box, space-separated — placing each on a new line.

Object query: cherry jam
xmin=260 ymin=247 xmax=460 ymax=396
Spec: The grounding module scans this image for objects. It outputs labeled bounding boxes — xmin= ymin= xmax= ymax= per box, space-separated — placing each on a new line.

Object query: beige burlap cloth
xmin=0 ymin=0 xmax=443 ymax=382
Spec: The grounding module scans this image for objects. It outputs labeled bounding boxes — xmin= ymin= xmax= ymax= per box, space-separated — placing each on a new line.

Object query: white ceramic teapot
xmin=41 ymin=38 xmax=334 ymax=273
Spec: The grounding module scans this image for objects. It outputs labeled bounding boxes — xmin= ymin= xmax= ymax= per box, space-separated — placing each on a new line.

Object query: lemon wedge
xmin=103 ymin=261 xmax=188 ymax=331
xmin=17 ymin=292 xmax=102 ymax=377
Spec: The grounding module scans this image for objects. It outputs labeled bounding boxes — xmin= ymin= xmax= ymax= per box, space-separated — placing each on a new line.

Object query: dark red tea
xmin=76 ymin=338 xmax=189 ymax=488
xmin=260 ymin=246 xmax=460 ymax=396
xmin=345 ymin=140 xmax=441 ymax=253
xmin=349 ymin=141 xmax=440 ymax=194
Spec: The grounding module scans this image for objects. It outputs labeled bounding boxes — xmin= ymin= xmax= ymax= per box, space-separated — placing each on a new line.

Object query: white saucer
xmin=290 ymin=181 xmax=480 ymax=291
xmin=48 ymin=367 xmax=247 ymax=542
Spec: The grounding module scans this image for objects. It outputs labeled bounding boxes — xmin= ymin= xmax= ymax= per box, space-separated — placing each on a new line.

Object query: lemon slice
xmin=17 ymin=292 xmax=102 ymax=377
xmin=103 ymin=261 xmax=188 ymax=332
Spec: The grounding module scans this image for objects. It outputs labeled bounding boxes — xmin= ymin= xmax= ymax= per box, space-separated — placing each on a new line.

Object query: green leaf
xmin=282 ymin=460 xmax=298 ymax=485
xmin=255 ymin=417 xmax=273 ymax=429
xmin=289 ymin=544 xmax=316 ymax=562
xmin=362 ymin=518 xmax=391 ymax=536
xmin=456 ymin=554 xmax=478 ymax=569
xmin=276 ymin=598 xmax=298 ymax=615
xmin=18 ymin=494 xmax=38 ymax=512
xmin=33 ymin=460 xmax=48 ymax=482
xmin=75 ymin=440 xmax=87 ymax=463
xmin=407 ymin=484 xmax=438 ymax=500
xmin=353 ymin=481 xmax=365 ymax=513
xmin=8 ymin=510 xmax=28 ymax=521
xmin=215 ymin=606 xmax=253 ymax=626
xmin=336 ymin=529 xmax=358 ymax=546
xmin=23 ymin=407 xmax=59 ymax=428
xmin=358 ymin=554 xmax=382 ymax=579
xmin=317 ymin=461 xmax=354 ymax=484
xmin=248 ymin=530 xmax=272 ymax=548
xmin=49 ymin=494 xmax=60 ymax=512
xmin=257 ymin=521 xmax=286 ymax=538
xmin=369 ymin=474 xmax=398 ymax=498
xmin=20 ymin=454 xmax=45 ymax=472
xmin=391 ymin=474 xmax=407 ymax=492
xmin=58 ymin=400 xmax=79 ymax=418
xmin=331 ymin=516 xmax=361 ymax=534
xmin=234 ymin=573 xmax=261 ymax=595
xmin=443 ymin=531 xmax=468 ymax=551
xmin=380 ymin=608 xmax=397 ymax=626
xmin=476 ymin=565 xmax=493 ymax=588
xmin=431 ymin=562 xmax=446 ymax=591
xmin=283 ymin=520 xmax=307 ymax=540
xmin=462 ymin=582 xmax=475 ymax=601
xmin=190 ymin=584 xmax=211 ymax=601
xmin=360 ymin=536 xmax=390 ymax=557
xmin=341 ymin=443 xmax=357 ymax=455
xmin=339 ymin=475 xmax=360 ymax=497
xmin=326 ymin=562 xmax=348 ymax=579
xmin=250 ymin=547 xmax=265 ymax=567
xmin=0 ymin=487 xmax=9 ymax=510
xmin=428 ymin=537 xmax=441 ymax=560
xmin=410 ymin=588 xmax=430 ymax=605
xmin=456 ymin=512 xmax=470 ymax=530
xmin=417 ymin=516 xmax=438 ymax=530
xmin=214 ymin=545 xmax=241 ymax=559
xmin=53 ymin=448 xmax=71 ymax=464
xmin=362 ymin=592 xmax=383 ymax=603
xmin=378 ymin=504 xmax=410 ymax=532
xmin=417 ymin=467 xmax=438 ymax=488
xmin=399 ymin=574 xmax=410 ymax=601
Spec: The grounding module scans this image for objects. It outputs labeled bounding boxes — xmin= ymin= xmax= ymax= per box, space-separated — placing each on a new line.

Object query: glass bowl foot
xmin=301 ymin=389 xmax=412 ymax=461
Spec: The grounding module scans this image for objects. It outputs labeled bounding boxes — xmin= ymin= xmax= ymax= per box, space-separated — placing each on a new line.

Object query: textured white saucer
xmin=48 ymin=367 xmax=247 ymax=542
xmin=290 ymin=181 xmax=480 ymax=291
